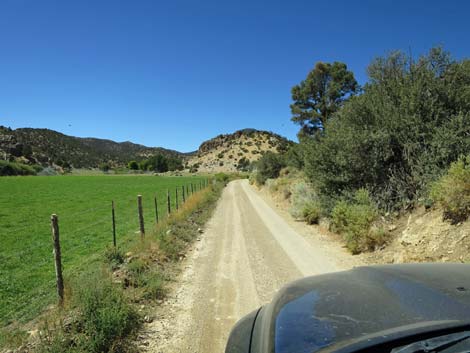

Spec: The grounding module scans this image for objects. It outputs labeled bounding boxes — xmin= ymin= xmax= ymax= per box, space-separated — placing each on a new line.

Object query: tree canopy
xmin=290 ymin=61 xmax=358 ymax=136
xmin=303 ymin=47 xmax=470 ymax=211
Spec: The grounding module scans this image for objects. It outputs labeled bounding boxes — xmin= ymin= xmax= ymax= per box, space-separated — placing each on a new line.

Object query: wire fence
xmin=0 ymin=178 xmax=210 ymax=326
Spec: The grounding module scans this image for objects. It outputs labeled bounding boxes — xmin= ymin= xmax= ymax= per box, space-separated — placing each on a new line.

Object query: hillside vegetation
xmin=188 ymin=128 xmax=292 ymax=173
xmin=252 ymin=47 xmax=470 ymax=254
xmin=0 ymin=127 xmax=188 ymax=170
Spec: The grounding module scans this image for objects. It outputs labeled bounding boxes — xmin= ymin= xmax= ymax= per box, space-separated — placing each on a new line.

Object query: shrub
xmin=331 ymin=189 xmax=378 ymax=254
xmin=289 ymin=182 xmax=318 ymax=218
xmin=303 ymin=48 xmax=470 ymax=212
xmin=366 ymin=226 xmax=387 ymax=250
xmin=73 ymin=274 xmax=139 ymax=352
xmin=127 ymin=161 xmax=138 ymax=170
xmin=215 ymin=173 xmax=230 ymax=185
xmin=0 ymin=160 xmax=36 ymax=176
xmin=99 ymin=163 xmax=111 ymax=172
xmin=189 ymin=163 xmax=199 ymax=173
xmin=236 ymin=157 xmax=250 ymax=171
xmin=431 ymin=156 xmax=470 ymax=223
xmin=302 ymin=202 xmax=321 ymax=224
xmin=254 ymin=151 xmax=286 ymax=185
xmin=217 ymin=152 xmax=224 ymax=159
xmin=39 ymin=273 xmax=139 ymax=353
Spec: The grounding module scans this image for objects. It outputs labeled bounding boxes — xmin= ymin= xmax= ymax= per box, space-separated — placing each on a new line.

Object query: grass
xmin=0 ymin=175 xmax=206 ymax=328
xmin=34 ymin=179 xmax=224 ymax=353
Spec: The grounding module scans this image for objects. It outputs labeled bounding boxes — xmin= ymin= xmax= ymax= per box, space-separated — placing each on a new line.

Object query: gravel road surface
xmin=141 ymin=179 xmax=360 ymax=353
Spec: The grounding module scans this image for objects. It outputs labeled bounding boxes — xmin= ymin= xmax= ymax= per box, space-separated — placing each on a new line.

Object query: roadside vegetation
xmin=251 ymin=47 xmax=470 ymax=253
xmin=1 ymin=175 xmax=228 ymax=352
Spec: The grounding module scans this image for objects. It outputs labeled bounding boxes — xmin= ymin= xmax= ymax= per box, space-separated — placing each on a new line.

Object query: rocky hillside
xmin=0 ymin=126 xmax=188 ymax=169
xmin=187 ymin=128 xmax=292 ymax=173
xmin=360 ymin=207 xmax=470 ymax=265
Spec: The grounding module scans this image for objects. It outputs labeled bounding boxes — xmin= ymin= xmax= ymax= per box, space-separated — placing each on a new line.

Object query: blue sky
xmin=0 ymin=0 xmax=469 ymax=152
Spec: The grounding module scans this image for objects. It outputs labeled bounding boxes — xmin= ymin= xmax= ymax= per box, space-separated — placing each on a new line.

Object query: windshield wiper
xmin=391 ymin=331 xmax=470 ymax=353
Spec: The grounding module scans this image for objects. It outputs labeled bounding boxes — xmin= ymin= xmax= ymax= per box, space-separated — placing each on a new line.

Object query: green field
xmin=0 ymin=175 xmax=205 ymax=326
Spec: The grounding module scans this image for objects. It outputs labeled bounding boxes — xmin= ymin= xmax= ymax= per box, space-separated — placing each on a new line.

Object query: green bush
xmin=303 ymin=48 xmax=470 ymax=211
xmin=215 ymin=173 xmax=230 ymax=185
xmin=73 ymin=275 xmax=139 ymax=352
xmin=431 ymin=156 xmax=470 ymax=223
xmin=302 ymin=202 xmax=321 ymax=224
xmin=0 ymin=160 xmax=37 ymax=176
xmin=39 ymin=273 xmax=139 ymax=353
xmin=331 ymin=189 xmax=378 ymax=254
xmin=253 ymin=151 xmax=286 ymax=185
xmin=127 ymin=160 xmax=138 ymax=170
xmin=236 ymin=157 xmax=250 ymax=171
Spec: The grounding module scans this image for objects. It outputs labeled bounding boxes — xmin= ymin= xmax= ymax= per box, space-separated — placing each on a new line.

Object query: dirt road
xmin=141 ymin=180 xmax=360 ymax=353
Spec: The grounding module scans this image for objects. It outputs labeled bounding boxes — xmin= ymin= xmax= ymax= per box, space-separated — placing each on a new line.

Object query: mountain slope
xmin=0 ymin=126 xmax=292 ymax=172
xmin=0 ymin=126 xmax=188 ymax=168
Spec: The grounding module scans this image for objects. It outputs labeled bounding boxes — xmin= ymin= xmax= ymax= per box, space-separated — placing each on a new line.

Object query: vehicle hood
xmin=251 ymin=263 xmax=470 ymax=353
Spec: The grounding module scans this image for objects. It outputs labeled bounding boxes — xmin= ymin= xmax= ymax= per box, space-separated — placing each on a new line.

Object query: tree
xmin=147 ymin=154 xmax=169 ymax=173
xmin=139 ymin=159 xmax=150 ymax=171
xmin=303 ymin=48 xmax=470 ymax=211
xmin=99 ymin=162 xmax=110 ymax=172
xmin=167 ymin=156 xmax=183 ymax=171
xmin=236 ymin=157 xmax=250 ymax=171
xmin=291 ymin=61 xmax=358 ymax=136
xmin=128 ymin=160 xmax=138 ymax=170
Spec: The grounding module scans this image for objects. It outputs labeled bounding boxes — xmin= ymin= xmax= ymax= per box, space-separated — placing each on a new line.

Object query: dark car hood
xmin=250 ymin=263 xmax=470 ymax=353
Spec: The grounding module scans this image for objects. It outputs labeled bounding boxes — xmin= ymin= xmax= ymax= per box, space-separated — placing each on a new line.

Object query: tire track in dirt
xmin=141 ymin=180 xmax=359 ymax=353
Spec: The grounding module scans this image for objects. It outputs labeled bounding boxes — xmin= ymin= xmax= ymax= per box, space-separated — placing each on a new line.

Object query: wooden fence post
xmin=112 ymin=201 xmax=116 ymax=247
xmin=191 ymin=183 xmax=194 ymax=194
xmin=167 ymin=189 xmax=171 ymax=215
xmin=186 ymin=184 xmax=189 ymax=197
xmin=50 ymin=214 xmax=64 ymax=305
xmin=176 ymin=187 xmax=179 ymax=210
xmin=154 ymin=195 xmax=159 ymax=224
xmin=137 ymin=195 xmax=145 ymax=238
xmin=182 ymin=185 xmax=185 ymax=203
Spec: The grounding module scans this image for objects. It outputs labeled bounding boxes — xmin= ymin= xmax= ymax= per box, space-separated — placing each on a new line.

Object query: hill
xmin=187 ymin=128 xmax=292 ymax=173
xmin=0 ymin=126 xmax=188 ymax=169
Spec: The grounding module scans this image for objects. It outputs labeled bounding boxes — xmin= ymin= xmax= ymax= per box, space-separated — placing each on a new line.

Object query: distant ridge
xmin=0 ymin=126 xmax=292 ymax=172
xmin=0 ymin=126 xmax=189 ymax=168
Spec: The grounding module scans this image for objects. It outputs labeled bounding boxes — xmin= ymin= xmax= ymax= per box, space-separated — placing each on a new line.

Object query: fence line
xmin=1 ymin=180 xmax=211 ymax=314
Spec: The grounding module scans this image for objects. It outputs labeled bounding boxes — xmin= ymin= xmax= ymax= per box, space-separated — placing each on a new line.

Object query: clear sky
xmin=1 ymin=0 xmax=469 ymax=152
